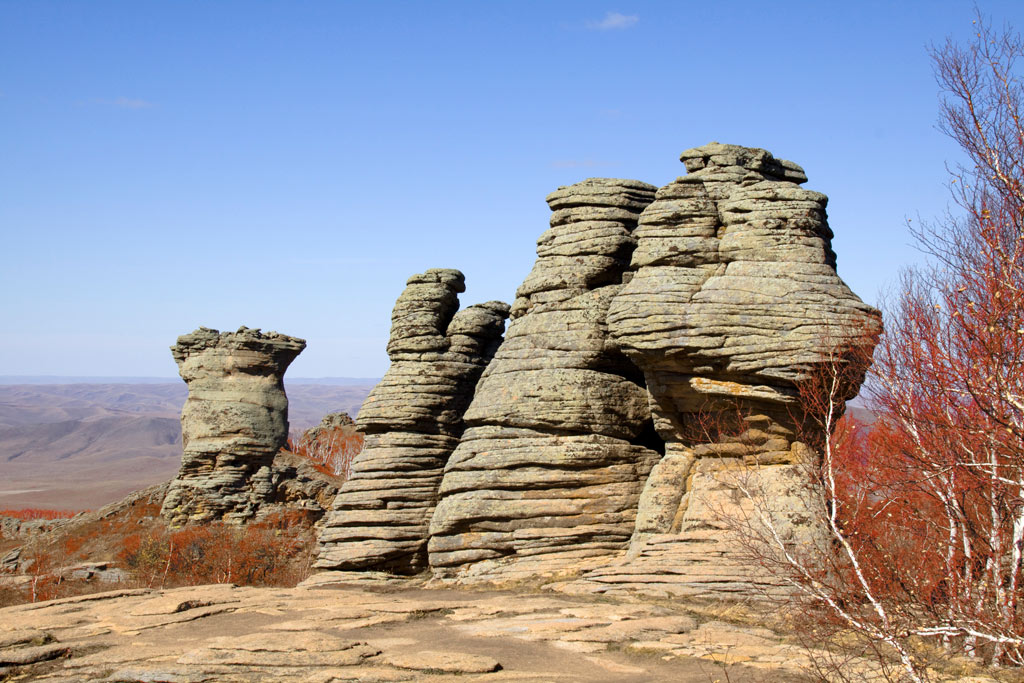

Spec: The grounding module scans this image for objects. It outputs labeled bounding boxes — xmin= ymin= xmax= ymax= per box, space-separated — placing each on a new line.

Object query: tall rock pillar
xmin=426 ymin=179 xmax=663 ymax=582
xmin=161 ymin=326 xmax=306 ymax=526
xmin=315 ymin=269 xmax=510 ymax=573
xmin=563 ymin=143 xmax=882 ymax=598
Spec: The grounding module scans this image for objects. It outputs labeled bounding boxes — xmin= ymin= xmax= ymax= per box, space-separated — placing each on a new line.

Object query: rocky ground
xmin=0 ymin=574 xmax=830 ymax=682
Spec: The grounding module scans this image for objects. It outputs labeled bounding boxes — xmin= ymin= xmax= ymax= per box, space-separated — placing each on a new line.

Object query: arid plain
xmin=0 ymin=382 xmax=373 ymax=511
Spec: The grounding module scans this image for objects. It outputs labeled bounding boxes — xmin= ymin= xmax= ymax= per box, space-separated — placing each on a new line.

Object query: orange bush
xmin=117 ymin=512 xmax=314 ymax=588
xmin=0 ymin=496 xmax=313 ymax=607
xmin=17 ymin=533 xmax=93 ymax=603
xmin=826 ymin=414 xmax=955 ymax=608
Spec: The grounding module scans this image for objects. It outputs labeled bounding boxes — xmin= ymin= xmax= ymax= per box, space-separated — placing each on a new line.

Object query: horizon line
xmin=0 ymin=375 xmax=381 ymax=385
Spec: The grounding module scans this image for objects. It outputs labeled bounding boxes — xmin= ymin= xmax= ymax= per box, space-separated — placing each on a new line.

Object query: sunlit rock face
xmin=161 ymin=326 xmax=305 ymax=526
xmin=315 ymin=269 xmax=510 ymax=573
xmin=564 ymin=143 xmax=882 ymax=598
xmin=425 ymin=178 xmax=664 ymax=581
xmin=310 ymin=144 xmax=880 ymax=599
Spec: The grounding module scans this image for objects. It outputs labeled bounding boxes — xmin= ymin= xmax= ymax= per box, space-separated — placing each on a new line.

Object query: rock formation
xmin=315 ymin=269 xmax=510 ymax=573
xmin=296 ymin=411 xmax=357 ymax=450
xmin=311 ymin=143 xmax=879 ymax=599
xmin=161 ymin=326 xmax=306 ymax=526
xmin=564 ymin=142 xmax=881 ymax=597
xmin=426 ymin=179 xmax=664 ymax=580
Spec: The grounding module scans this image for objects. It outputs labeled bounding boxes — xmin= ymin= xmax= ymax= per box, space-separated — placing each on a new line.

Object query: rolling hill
xmin=0 ymin=382 xmax=374 ymax=510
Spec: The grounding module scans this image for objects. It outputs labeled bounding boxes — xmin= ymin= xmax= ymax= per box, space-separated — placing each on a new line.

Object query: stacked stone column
xmin=426 ymin=179 xmax=663 ymax=581
xmin=315 ymin=269 xmax=509 ymax=573
xmin=161 ymin=326 xmax=305 ymax=526
xmin=568 ymin=143 xmax=882 ymax=597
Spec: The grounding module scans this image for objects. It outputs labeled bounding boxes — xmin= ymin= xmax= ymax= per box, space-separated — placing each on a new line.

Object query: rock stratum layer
xmin=313 ymin=143 xmax=880 ymax=599
xmin=427 ymin=178 xmax=663 ymax=580
xmin=568 ymin=143 xmax=881 ymax=597
xmin=316 ymin=270 xmax=510 ymax=572
xmin=161 ymin=327 xmax=305 ymax=526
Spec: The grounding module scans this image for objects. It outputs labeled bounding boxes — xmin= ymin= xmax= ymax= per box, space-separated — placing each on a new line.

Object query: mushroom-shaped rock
xmin=161 ymin=326 xmax=305 ymax=526
xmin=566 ymin=143 xmax=882 ymax=598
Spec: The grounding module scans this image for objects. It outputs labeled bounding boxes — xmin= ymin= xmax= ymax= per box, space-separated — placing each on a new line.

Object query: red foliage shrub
xmin=822 ymin=414 xmax=952 ymax=608
xmin=117 ymin=511 xmax=314 ymax=588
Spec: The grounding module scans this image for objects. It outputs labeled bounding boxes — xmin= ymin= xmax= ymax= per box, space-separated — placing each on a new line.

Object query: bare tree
xmin=286 ymin=422 xmax=364 ymax=479
xmin=730 ymin=14 xmax=1024 ymax=679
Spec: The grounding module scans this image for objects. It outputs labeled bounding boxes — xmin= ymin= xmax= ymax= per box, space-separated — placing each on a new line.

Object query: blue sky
xmin=3 ymin=1 xmax=1022 ymax=378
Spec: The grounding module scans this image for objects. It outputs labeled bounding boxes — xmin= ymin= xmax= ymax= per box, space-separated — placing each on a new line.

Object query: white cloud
xmin=586 ymin=12 xmax=638 ymax=31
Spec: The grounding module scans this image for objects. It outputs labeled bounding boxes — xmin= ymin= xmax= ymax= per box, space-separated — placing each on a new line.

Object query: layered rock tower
xmin=427 ymin=179 xmax=663 ymax=580
xmin=315 ymin=270 xmax=510 ymax=572
xmin=161 ymin=326 xmax=305 ymax=526
xmin=311 ymin=143 xmax=880 ymax=598
xmin=570 ymin=143 xmax=881 ymax=596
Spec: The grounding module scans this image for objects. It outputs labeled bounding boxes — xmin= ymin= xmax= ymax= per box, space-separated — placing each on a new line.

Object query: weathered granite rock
xmin=0 ymin=581 xmax=853 ymax=681
xmin=161 ymin=326 xmax=306 ymax=526
xmin=315 ymin=270 xmax=509 ymax=573
xmin=305 ymin=144 xmax=878 ymax=599
xmin=0 ymin=516 xmax=62 ymax=541
xmin=265 ymin=451 xmax=342 ymax=519
xmin=299 ymin=411 xmax=356 ymax=442
xmin=383 ymin=650 xmax=501 ymax=674
xmin=426 ymin=179 xmax=664 ymax=579
xmin=560 ymin=142 xmax=882 ymax=597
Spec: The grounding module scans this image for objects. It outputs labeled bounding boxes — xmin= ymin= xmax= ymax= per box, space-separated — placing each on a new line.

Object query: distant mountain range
xmin=0 ymin=382 xmax=375 ymax=511
xmin=0 ymin=379 xmax=876 ymax=513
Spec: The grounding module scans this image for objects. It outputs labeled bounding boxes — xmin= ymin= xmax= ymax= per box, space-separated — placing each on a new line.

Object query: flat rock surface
xmin=0 ymin=578 xmax=818 ymax=681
